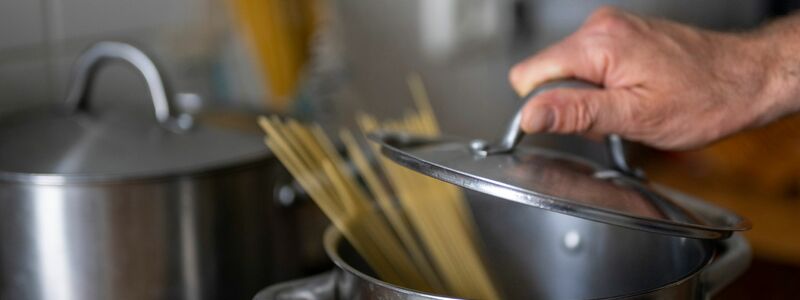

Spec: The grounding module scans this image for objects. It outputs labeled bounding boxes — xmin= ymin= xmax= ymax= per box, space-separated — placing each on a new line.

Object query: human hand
xmin=509 ymin=6 xmax=799 ymax=150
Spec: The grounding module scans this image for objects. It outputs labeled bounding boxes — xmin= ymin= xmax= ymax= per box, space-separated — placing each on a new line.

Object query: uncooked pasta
xmin=258 ymin=74 xmax=499 ymax=299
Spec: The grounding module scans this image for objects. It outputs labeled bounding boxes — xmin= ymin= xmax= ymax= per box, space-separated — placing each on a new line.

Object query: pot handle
xmin=252 ymin=271 xmax=337 ymax=300
xmin=700 ymin=233 xmax=752 ymax=297
xmin=469 ymin=79 xmax=643 ymax=178
xmin=64 ymin=41 xmax=191 ymax=131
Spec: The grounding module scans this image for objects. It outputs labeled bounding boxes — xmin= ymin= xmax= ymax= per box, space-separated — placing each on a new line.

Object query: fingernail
xmin=523 ymin=107 xmax=554 ymax=132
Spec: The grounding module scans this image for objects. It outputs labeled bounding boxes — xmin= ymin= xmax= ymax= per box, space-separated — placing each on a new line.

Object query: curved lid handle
xmin=64 ymin=41 xmax=191 ymax=131
xmin=470 ymin=79 xmax=642 ymax=178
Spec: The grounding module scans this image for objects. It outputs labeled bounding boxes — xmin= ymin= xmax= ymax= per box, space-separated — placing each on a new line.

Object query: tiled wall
xmin=0 ymin=0 xmax=772 ymax=121
xmin=0 ymin=0 xmax=265 ymax=118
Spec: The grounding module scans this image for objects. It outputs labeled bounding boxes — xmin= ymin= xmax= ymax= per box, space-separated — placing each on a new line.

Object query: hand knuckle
xmin=584 ymin=7 xmax=634 ymax=35
xmin=589 ymin=6 xmax=620 ymax=21
xmin=548 ymin=102 xmax=571 ymax=133
xmin=549 ymin=92 xmax=596 ymax=133
xmin=547 ymin=105 xmax=566 ymax=132
xmin=573 ymin=95 xmax=597 ymax=133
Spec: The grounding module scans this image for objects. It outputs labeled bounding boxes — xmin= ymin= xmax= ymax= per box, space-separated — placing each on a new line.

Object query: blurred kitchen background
xmin=2 ymin=0 xmax=800 ymax=299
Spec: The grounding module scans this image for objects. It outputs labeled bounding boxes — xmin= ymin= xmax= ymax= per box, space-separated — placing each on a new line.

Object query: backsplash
xmin=0 ymin=0 xmax=266 ymax=118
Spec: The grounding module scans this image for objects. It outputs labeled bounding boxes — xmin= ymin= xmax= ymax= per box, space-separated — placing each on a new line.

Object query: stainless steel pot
xmin=254 ymin=189 xmax=750 ymax=300
xmin=254 ymin=79 xmax=751 ymax=299
xmin=0 ymin=42 xmax=325 ymax=300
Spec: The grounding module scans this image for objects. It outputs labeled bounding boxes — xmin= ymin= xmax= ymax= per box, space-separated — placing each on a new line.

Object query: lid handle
xmin=471 ymin=79 xmax=642 ymax=178
xmin=64 ymin=42 xmax=191 ymax=130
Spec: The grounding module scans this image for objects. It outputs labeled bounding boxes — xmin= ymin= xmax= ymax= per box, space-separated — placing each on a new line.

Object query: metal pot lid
xmin=0 ymin=42 xmax=268 ymax=183
xmin=371 ymin=80 xmax=750 ymax=240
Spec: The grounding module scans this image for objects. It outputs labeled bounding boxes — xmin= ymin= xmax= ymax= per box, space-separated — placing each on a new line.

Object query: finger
xmin=508 ymin=36 xmax=606 ymax=97
xmin=508 ymin=44 xmax=574 ymax=97
xmin=520 ymin=88 xmax=632 ymax=135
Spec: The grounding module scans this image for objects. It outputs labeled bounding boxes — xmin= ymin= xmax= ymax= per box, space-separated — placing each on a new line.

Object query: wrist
xmin=746 ymin=16 xmax=800 ymax=125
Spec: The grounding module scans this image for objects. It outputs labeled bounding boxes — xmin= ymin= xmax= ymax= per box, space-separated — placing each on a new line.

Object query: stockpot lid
xmin=372 ymin=80 xmax=750 ymax=240
xmin=0 ymin=42 xmax=268 ymax=183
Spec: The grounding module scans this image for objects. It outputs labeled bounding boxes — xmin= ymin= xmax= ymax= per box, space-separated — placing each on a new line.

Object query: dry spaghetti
xmin=258 ymin=74 xmax=499 ymax=299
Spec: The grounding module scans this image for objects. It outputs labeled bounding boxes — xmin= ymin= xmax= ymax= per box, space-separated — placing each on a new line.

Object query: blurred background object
xmin=228 ymin=0 xmax=318 ymax=111
xmin=1 ymin=0 xmax=800 ymax=299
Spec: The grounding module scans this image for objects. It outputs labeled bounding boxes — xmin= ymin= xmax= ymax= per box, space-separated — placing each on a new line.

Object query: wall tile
xmin=56 ymin=0 xmax=197 ymax=41
xmin=0 ymin=0 xmax=46 ymax=51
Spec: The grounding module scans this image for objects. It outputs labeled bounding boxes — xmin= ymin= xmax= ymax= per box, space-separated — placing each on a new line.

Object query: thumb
xmin=520 ymin=88 xmax=631 ymax=135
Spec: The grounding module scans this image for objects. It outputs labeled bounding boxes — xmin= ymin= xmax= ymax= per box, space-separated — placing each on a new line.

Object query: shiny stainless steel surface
xmin=372 ymin=130 xmax=749 ymax=240
xmin=255 ymin=190 xmax=751 ymax=299
xmin=0 ymin=42 xmax=326 ymax=300
xmin=0 ymin=163 xmax=302 ymax=300
xmin=65 ymin=42 xmax=175 ymax=126
xmin=0 ymin=42 xmax=267 ymax=182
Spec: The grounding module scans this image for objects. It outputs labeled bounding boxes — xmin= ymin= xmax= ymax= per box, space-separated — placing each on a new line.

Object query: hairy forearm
xmin=748 ymin=13 xmax=800 ymax=125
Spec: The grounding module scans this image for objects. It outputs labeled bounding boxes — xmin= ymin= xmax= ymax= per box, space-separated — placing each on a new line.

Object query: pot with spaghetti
xmin=254 ymin=79 xmax=751 ymax=299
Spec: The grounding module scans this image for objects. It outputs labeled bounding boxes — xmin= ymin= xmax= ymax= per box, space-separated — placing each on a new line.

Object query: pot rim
xmin=322 ymin=225 xmax=715 ymax=299
xmin=323 ymin=226 xmax=462 ymax=300
xmin=0 ymin=153 xmax=271 ymax=185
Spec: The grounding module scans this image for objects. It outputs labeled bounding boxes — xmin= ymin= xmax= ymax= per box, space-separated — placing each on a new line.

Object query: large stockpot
xmin=0 ymin=42 xmax=325 ymax=300
xmin=254 ymin=193 xmax=751 ymax=300
xmin=255 ymin=190 xmax=750 ymax=300
xmin=255 ymin=80 xmax=752 ymax=299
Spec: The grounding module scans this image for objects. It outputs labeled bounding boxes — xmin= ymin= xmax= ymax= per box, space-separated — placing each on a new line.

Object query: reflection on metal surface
xmin=34 ymin=187 xmax=74 ymax=300
xmin=563 ymin=229 xmax=581 ymax=252
xmin=179 ymin=179 xmax=201 ymax=300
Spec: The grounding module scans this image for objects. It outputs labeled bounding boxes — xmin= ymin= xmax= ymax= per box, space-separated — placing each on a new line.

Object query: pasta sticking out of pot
xmin=257 ymin=74 xmax=500 ymax=299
